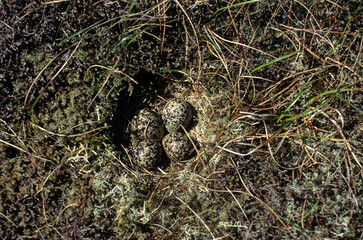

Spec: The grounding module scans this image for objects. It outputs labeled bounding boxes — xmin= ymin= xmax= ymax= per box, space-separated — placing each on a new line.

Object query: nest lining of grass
xmin=0 ymin=0 xmax=362 ymax=239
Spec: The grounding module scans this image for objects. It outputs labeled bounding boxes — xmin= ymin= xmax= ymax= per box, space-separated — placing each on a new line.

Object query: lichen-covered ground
xmin=0 ymin=1 xmax=362 ymax=239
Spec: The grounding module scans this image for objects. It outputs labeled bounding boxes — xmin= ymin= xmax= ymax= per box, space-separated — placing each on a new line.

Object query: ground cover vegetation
xmin=0 ymin=0 xmax=362 ymax=239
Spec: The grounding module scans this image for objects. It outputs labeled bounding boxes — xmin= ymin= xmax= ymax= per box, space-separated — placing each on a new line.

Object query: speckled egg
xmin=162 ymin=99 xmax=192 ymax=133
xmin=162 ymin=132 xmax=193 ymax=161
xmin=130 ymin=108 xmax=165 ymax=140
xmin=133 ymin=140 xmax=163 ymax=167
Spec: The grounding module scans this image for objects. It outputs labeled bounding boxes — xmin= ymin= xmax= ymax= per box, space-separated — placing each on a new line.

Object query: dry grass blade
xmin=42 ymin=0 xmax=69 ymax=5
xmin=0 ymin=212 xmax=16 ymax=226
xmin=318 ymin=110 xmax=362 ymax=171
xmin=0 ymin=139 xmax=51 ymax=162
xmin=206 ymin=26 xmax=275 ymax=58
xmin=174 ymin=0 xmax=202 ymax=82
xmin=27 ymin=41 xmax=82 ymax=115
xmin=1 ymin=0 xmax=362 ymax=239
xmin=174 ymin=194 xmax=216 ymax=240
xmin=29 ymin=121 xmax=110 ymax=138
xmin=230 ymin=157 xmax=298 ymax=239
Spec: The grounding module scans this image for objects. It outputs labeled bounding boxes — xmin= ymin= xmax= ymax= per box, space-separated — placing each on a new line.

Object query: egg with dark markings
xmin=162 ymin=132 xmax=193 ymax=161
xmin=162 ymin=99 xmax=192 ymax=133
xmin=130 ymin=108 xmax=165 ymax=140
xmin=133 ymin=140 xmax=163 ymax=167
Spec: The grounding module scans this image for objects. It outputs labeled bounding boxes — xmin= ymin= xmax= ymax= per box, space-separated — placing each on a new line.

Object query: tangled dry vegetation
xmin=0 ymin=0 xmax=362 ymax=239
